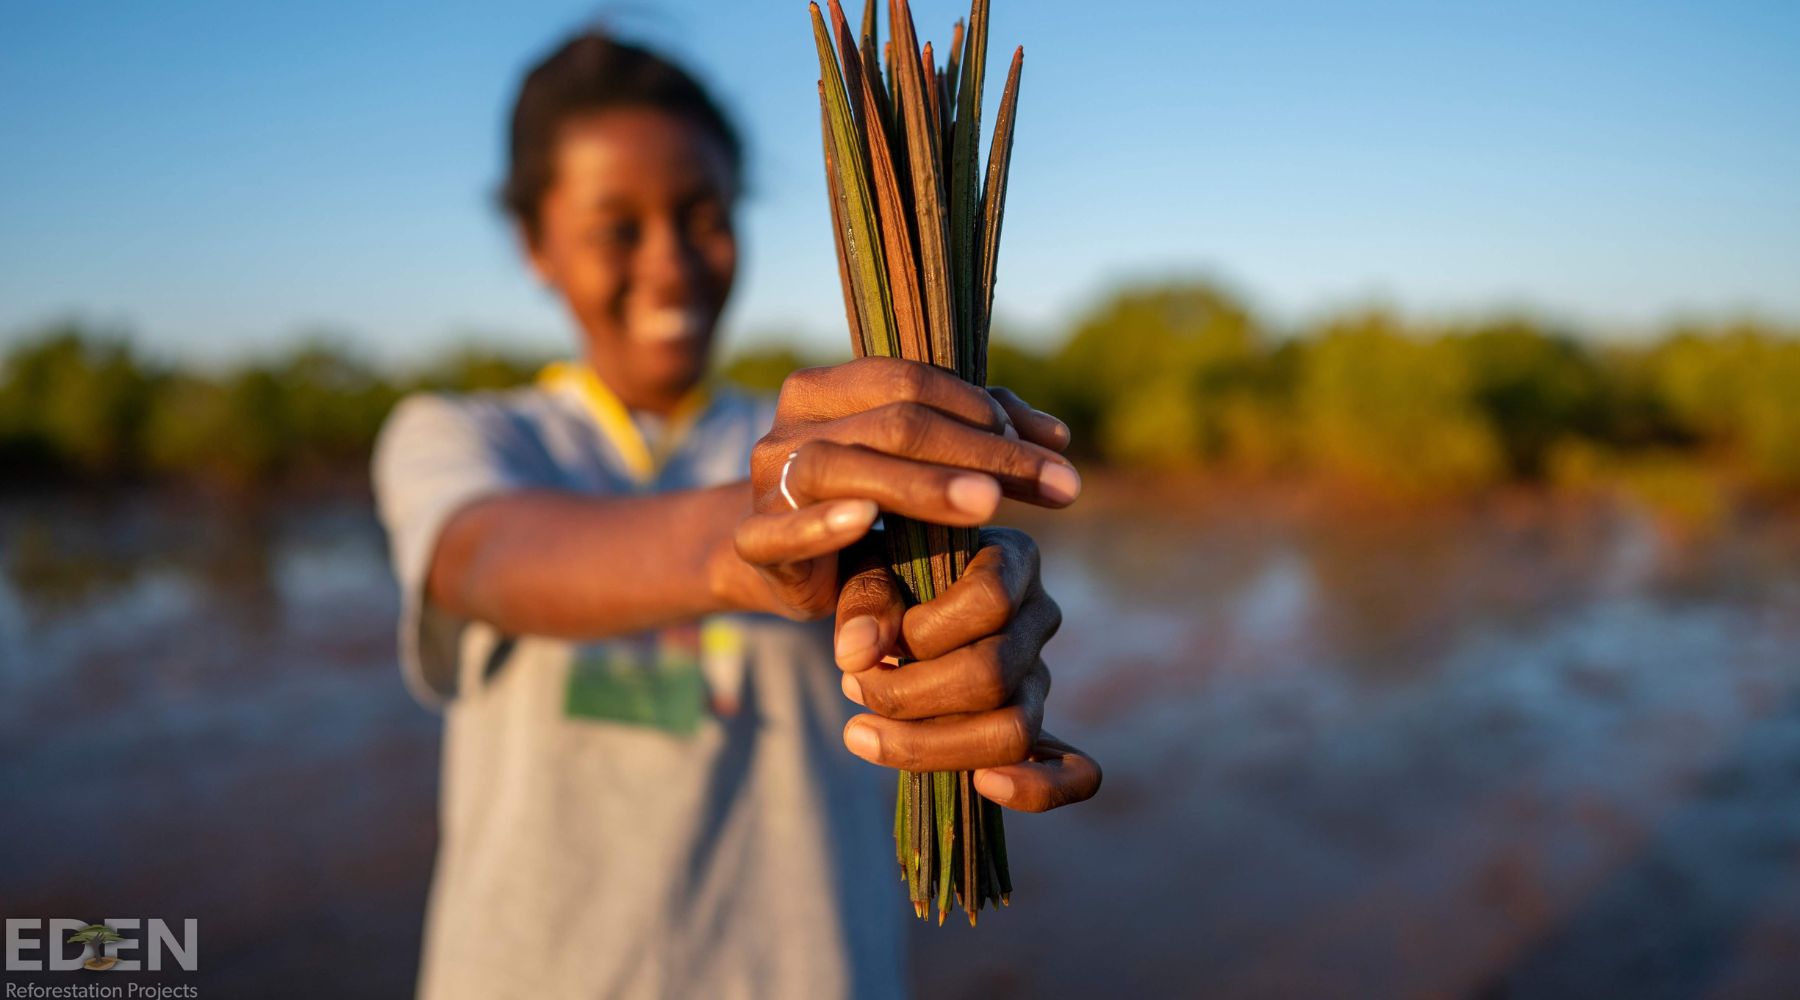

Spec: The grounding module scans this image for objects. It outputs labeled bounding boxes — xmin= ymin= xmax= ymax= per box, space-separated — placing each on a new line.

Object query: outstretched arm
xmin=421 ymin=357 xmax=1078 ymax=641
xmin=425 ymin=481 xmax=763 ymax=640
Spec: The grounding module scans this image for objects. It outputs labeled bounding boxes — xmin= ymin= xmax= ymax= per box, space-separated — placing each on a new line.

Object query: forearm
xmin=426 ymin=480 xmax=772 ymax=639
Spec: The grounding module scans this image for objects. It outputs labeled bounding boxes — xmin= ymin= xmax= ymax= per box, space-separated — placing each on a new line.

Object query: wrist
xmin=704 ymin=535 xmax=761 ymax=614
xmin=701 ymin=482 xmax=777 ymax=615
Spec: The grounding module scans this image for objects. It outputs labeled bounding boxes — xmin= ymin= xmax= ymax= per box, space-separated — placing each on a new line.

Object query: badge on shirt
xmin=564 ymin=618 xmax=745 ymax=735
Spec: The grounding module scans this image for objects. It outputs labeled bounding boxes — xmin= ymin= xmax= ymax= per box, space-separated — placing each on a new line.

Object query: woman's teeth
xmin=635 ymin=307 xmax=706 ymax=343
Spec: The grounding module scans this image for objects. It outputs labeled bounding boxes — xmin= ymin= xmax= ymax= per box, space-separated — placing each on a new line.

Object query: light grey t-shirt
xmin=371 ymin=373 xmax=904 ymax=1000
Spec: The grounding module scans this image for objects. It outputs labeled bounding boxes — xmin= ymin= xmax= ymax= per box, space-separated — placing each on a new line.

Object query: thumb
xmin=834 ymin=537 xmax=907 ymax=674
xmin=734 ymin=499 xmax=877 ymax=616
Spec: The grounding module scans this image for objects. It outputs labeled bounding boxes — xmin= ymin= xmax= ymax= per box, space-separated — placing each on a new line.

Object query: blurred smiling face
xmin=522 ymin=107 xmax=738 ymax=410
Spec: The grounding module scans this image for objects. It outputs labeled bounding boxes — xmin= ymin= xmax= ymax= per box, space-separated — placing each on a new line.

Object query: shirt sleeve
xmin=371 ymin=392 xmax=534 ymax=708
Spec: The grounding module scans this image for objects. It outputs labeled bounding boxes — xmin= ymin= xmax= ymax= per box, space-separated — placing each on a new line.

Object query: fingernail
xmin=977 ymin=771 xmax=1015 ymax=801
xmin=1038 ymin=463 xmax=1082 ymax=505
xmin=1040 ymin=412 xmax=1071 ymax=444
xmin=1003 ymin=420 xmax=1020 ymax=441
xmin=948 ymin=474 xmax=1001 ymax=517
xmin=835 ymin=615 xmax=879 ymax=666
xmin=827 ymin=499 xmax=878 ymax=532
xmin=841 ymin=673 xmax=865 ymax=705
xmin=844 ymin=721 xmax=881 ymax=761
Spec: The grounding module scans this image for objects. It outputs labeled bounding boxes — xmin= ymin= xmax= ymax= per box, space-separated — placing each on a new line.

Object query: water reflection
xmin=2 ymin=484 xmax=1798 ymax=997
xmin=0 ymin=492 xmax=435 ymax=998
xmin=936 ymin=488 xmax=1800 ymax=998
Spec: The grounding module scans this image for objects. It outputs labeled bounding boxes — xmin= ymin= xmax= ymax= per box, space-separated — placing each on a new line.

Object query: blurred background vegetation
xmin=5 ymin=278 xmax=1797 ymax=516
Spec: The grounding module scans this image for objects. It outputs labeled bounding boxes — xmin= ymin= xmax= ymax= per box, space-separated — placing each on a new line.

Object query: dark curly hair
xmin=501 ymin=31 xmax=743 ymax=243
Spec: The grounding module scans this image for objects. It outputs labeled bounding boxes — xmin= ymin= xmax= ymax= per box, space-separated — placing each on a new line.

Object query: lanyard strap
xmin=537 ymin=361 xmax=709 ymax=488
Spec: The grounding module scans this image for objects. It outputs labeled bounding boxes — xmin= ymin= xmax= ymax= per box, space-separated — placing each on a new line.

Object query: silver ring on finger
xmin=779 ymin=450 xmax=801 ymax=511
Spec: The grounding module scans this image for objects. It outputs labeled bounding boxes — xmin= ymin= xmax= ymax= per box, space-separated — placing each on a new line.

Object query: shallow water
xmin=2 ymin=484 xmax=1797 ymax=997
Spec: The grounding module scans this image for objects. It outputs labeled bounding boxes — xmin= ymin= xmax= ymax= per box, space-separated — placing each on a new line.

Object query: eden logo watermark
xmin=4 ymin=920 xmax=197 ymax=972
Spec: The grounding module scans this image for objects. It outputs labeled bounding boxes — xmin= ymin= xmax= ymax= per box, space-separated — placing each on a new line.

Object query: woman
xmin=372 ymin=31 xmax=1100 ymax=999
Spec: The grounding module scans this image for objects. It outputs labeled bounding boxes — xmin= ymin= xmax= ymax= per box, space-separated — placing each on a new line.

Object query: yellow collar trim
xmin=537 ymin=361 xmax=709 ymax=486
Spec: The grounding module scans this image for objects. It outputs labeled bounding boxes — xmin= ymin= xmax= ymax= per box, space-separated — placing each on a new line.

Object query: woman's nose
xmin=636 ymin=218 xmax=705 ymax=305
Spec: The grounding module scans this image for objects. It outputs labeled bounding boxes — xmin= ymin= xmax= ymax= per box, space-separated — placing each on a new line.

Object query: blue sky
xmin=2 ymin=1 xmax=1796 ymax=365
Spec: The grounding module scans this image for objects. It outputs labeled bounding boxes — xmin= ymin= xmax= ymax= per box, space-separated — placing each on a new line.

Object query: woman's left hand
xmin=832 ymin=526 xmax=1103 ymax=812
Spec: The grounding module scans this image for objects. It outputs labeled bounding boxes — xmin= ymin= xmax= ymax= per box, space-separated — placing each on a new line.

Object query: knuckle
xmin=984 ymin=394 xmax=1012 ymax=433
xmin=973 ymin=569 xmax=1016 ymax=617
xmin=1047 ymin=769 xmax=1095 ymax=811
xmin=888 ymin=732 xmax=922 ymax=770
xmin=789 ymin=439 xmax=829 ymax=480
xmin=775 ymin=444 xmax=812 ymax=494
xmin=1041 ymin=595 xmax=1064 ymax=643
xmin=969 ymin=645 xmax=1010 ymax=710
xmin=878 ymin=402 xmax=933 ymax=455
xmin=861 ymin=678 xmax=903 ymax=718
xmin=1013 ymin=780 xmax=1053 ymax=813
xmin=777 ymin=367 xmax=821 ymax=404
xmin=987 ymin=525 xmax=1031 ymax=552
xmin=963 ymin=576 xmax=1013 ymax=637
xmin=751 ymin=437 xmax=787 ymax=476
xmin=1001 ymin=527 xmax=1043 ymax=575
xmin=891 ymin=360 xmax=931 ymax=402
xmin=993 ymin=706 xmax=1034 ymax=762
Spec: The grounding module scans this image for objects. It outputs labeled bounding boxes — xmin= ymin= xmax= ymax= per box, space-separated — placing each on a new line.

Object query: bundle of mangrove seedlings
xmin=809 ymin=0 xmax=1023 ymax=924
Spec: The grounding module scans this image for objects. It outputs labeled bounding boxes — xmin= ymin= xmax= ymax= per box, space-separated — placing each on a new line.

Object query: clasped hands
xmin=732 ymin=357 xmax=1100 ymax=813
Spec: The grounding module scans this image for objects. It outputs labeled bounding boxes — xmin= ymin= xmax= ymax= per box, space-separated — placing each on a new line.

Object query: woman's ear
xmin=515 ymin=221 xmax=557 ymax=289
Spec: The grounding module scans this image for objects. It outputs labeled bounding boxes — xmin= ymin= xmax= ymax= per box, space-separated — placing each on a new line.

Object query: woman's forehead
xmin=550 ymin=108 xmax=736 ymax=207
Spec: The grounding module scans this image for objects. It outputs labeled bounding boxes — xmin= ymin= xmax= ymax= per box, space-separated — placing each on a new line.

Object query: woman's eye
xmin=687 ymin=204 xmax=731 ymax=239
xmin=588 ymin=220 xmax=640 ymax=249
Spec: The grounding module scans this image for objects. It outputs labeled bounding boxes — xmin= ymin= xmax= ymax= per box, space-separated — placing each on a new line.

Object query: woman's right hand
xmin=727 ymin=356 xmax=1079 ymax=620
